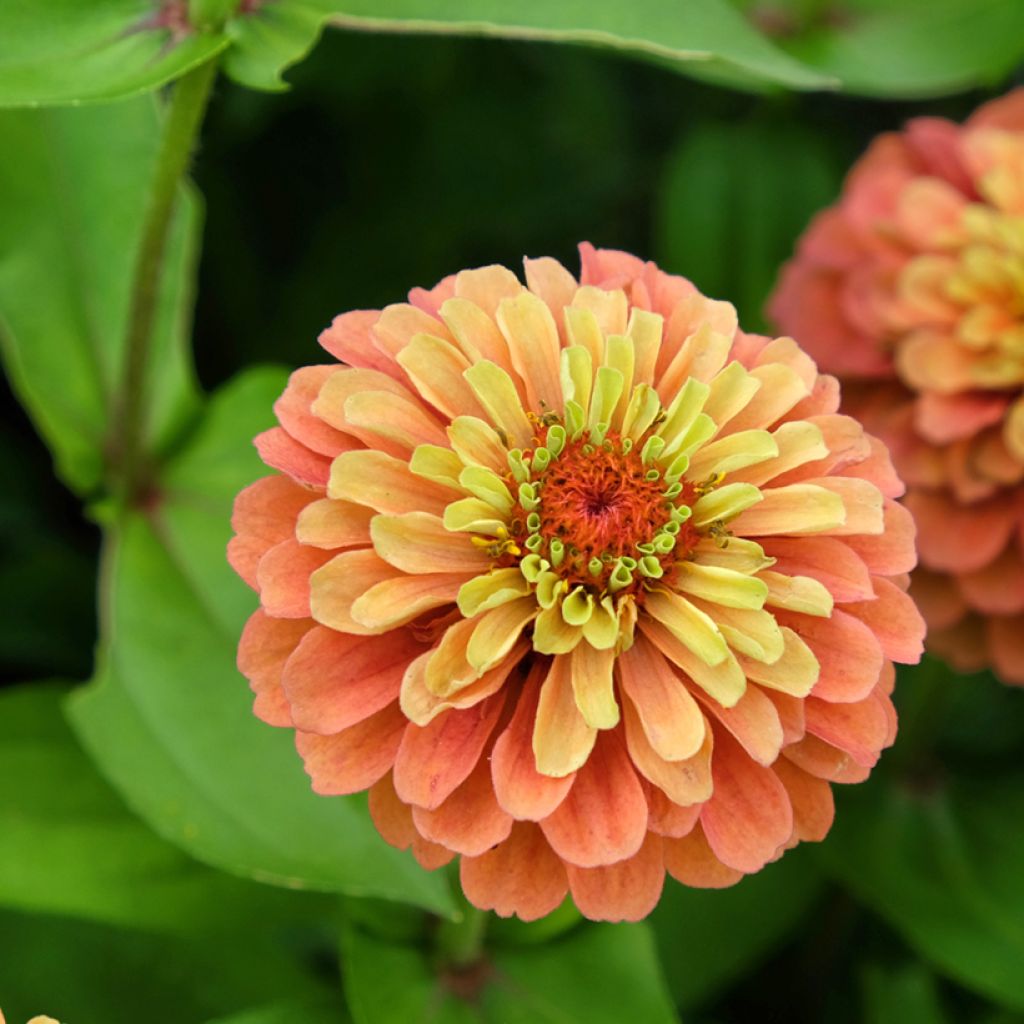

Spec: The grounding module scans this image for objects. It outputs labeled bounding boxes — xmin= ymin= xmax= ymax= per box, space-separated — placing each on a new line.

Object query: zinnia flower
xmin=771 ymin=90 xmax=1024 ymax=684
xmin=230 ymin=244 xmax=923 ymax=922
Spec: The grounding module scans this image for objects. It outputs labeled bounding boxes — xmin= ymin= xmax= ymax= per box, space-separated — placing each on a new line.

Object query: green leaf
xmin=655 ymin=116 xmax=838 ymax=333
xmin=67 ymin=367 xmax=455 ymax=917
xmin=222 ymin=0 xmax=837 ymax=94
xmin=0 ymin=0 xmax=226 ymax=107
xmin=342 ymin=916 xmax=678 ymax=1024
xmin=862 ymin=964 xmax=951 ymax=1024
xmin=0 ymin=681 xmax=328 ymax=933
xmin=0 ymin=909 xmax=334 ymax=1024
xmin=0 ymin=97 xmax=202 ymax=494
xmin=819 ymin=772 xmax=1024 ymax=1009
xmin=650 ymin=846 xmax=824 ymax=1008
xmin=773 ymin=0 xmax=1024 ymax=98
xmin=205 ymin=998 xmax=351 ymax=1024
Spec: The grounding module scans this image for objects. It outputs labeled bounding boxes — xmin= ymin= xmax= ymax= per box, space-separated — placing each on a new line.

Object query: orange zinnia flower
xmin=230 ymin=245 xmax=924 ymax=922
xmin=771 ymin=90 xmax=1024 ymax=685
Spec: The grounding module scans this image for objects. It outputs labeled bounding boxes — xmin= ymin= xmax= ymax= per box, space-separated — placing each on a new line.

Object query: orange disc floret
xmin=771 ymin=89 xmax=1024 ymax=685
xmin=230 ymin=243 xmax=924 ymax=923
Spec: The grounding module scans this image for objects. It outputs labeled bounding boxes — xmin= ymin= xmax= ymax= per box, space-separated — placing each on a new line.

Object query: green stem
xmin=110 ymin=57 xmax=219 ymax=503
xmin=436 ymin=901 xmax=489 ymax=970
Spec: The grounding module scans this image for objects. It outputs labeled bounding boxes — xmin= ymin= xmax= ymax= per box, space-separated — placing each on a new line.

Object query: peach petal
xmin=804 ymin=695 xmax=889 ymax=767
xmin=409 ymin=273 xmax=457 ymax=316
xmin=721 ymin=363 xmax=810 ymax=434
xmin=622 ymin=695 xmax=713 ymax=807
xmin=295 ymin=498 xmax=374 ymax=549
xmin=783 ymin=735 xmax=862 ymax=783
xmin=971 ymin=88 xmax=1024 ymax=131
xmin=836 ymin=435 xmax=905 ymax=500
xmin=737 ymin=626 xmax=819 ymax=698
xmin=282 ymin=626 xmax=424 ymax=734
xmin=319 ymin=309 xmax=399 ymax=378
xmin=309 ymin=549 xmax=403 ymax=636
xmin=392 ymin=693 xmax=505 ymax=810
xmin=567 ymin=833 xmax=665 ymax=923
xmin=663 ymin=824 xmax=744 ymax=889
xmin=844 ymin=577 xmax=926 ymax=663
xmin=412 ymin=756 xmax=514 ymax=856
xmin=368 ymin=772 xmax=418 ymax=850
xmin=296 ymin=702 xmax=406 ymax=795
xmin=578 ymin=242 xmax=647 ymax=287
xmin=761 ymin=537 xmax=875 ymax=603
xmin=412 ymin=837 xmax=455 ymax=870
xmin=570 ymin=642 xmax=620 ymax=729
xmin=312 ymin=366 xmax=414 ymax=450
xmin=454 ymin=265 xmax=525 ymax=316
xmin=370 ymin=512 xmax=492 ymax=575
xmin=256 ymin=539 xmax=335 ymax=618
xmin=237 ymin=610 xmax=312 ymax=727
xmin=915 ymin=392 xmax=1009 ymax=445
xmin=646 ymin=786 xmax=702 ymax=838
xmin=958 ymin=544 xmax=1024 ymax=615
xmin=328 ymin=449 xmax=455 ymax=516
xmin=345 ymin=390 xmax=449 ymax=452
xmin=773 ymin=758 xmax=835 ymax=843
xmin=762 ymin=688 xmax=806 ymax=744
xmin=491 ymin=664 xmax=575 ymax=820
xmin=843 ymin=499 xmax=918 ymax=576
xmin=928 ymin=614 xmax=990 ymax=673
xmin=229 ymin=475 xmax=316 ymax=588
xmin=254 ymin=427 xmax=331 ymax=487
xmin=533 ymin=654 xmax=597 ymax=778
xmin=695 ymin=683 xmax=783 ymax=767
xmin=904 ymin=490 xmax=1017 ymax=573
xmin=701 ymin=730 xmax=792 ymax=873
xmin=807 ymin=476 xmax=884 ymax=536
xmin=350 ymin=573 xmax=465 ymax=630
xmin=524 ymin=256 xmax=578 ymax=339
xmin=460 ymin=821 xmax=568 ymax=921
xmin=275 ymin=366 xmax=356 ymax=457
xmin=396 ymin=333 xmax=485 ymax=420
xmin=541 ymin=730 xmax=648 ymax=868
xmin=497 ymin=291 xmax=563 ymax=412
xmin=989 ymin=615 xmax=1024 ymax=686
xmin=617 ymin=636 xmax=705 ymax=761
xmin=371 ymin=303 xmax=456 ymax=363
xmin=439 ymin=298 xmax=518 ymax=380
xmin=911 ymin=568 xmax=967 ymax=631
xmin=467 ymin=597 xmax=538 ymax=673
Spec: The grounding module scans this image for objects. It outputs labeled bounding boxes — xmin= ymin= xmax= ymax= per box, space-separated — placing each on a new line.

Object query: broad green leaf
xmin=819 ymin=773 xmax=1024 ymax=1009
xmin=67 ymin=367 xmax=454 ymax=916
xmin=206 ymin=998 xmax=351 ymax=1024
xmin=863 ymin=964 xmax=951 ymax=1024
xmin=656 ymin=116 xmax=838 ymax=333
xmin=650 ymin=847 xmax=824 ymax=1008
xmin=739 ymin=0 xmax=1024 ymax=98
xmin=0 ymin=682 xmax=328 ymax=933
xmin=223 ymin=0 xmax=838 ymax=94
xmin=0 ymin=97 xmax=202 ymax=494
xmin=0 ymin=909 xmax=333 ymax=1024
xmin=342 ymin=916 xmax=678 ymax=1024
xmin=0 ymin=0 xmax=226 ymax=106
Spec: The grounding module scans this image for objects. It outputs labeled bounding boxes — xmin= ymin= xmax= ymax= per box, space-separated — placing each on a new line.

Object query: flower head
xmin=230 ymin=245 xmax=923 ymax=922
xmin=771 ymin=90 xmax=1024 ymax=684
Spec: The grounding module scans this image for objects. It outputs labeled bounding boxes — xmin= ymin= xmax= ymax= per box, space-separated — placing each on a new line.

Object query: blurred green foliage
xmin=1 ymin=3 xmax=1024 ymax=1023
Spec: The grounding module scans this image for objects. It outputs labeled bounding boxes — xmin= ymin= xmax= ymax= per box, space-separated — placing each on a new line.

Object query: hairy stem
xmin=110 ymin=57 xmax=219 ymax=502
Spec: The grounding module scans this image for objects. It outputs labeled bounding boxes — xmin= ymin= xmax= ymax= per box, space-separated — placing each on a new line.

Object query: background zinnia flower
xmin=230 ymin=244 xmax=924 ymax=922
xmin=771 ymin=90 xmax=1024 ymax=685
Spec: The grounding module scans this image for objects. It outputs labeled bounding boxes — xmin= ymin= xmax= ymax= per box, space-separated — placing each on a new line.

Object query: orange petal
xmin=295 ymin=498 xmax=374 ymax=549
xmin=237 ymin=610 xmax=312 ymax=727
xmin=663 ymin=824 xmax=743 ymax=889
xmin=392 ymin=693 xmax=506 ymax=810
xmin=254 ymin=427 xmax=332 ymax=487
xmin=412 ymin=756 xmax=514 ymax=856
xmin=773 ymin=758 xmax=834 ymax=843
xmin=776 ymin=609 xmax=883 ymax=703
xmin=256 ymin=539 xmax=336 ymax=618
xmin=804 ymin=694 xmax=890 ymax=767
xmin=843 ymin=499 xmax=917 ymax=576
xmin=396 ymin=333 xmax=484 ymax=420
xmin=990 ymin=614 xmax=1024 ymax=686
xmin=622 ymin=696 xmax=713 ymax=807
xmin=345 ymin=390 xmax=449 ymax=452
xmin=695 ymin=683 xmax=783 ymax=767
xmin=319 ymin=309 xmax=398 ymax=378
xmin=783 ymin=735 xmax=867 ymax=783
xmin=296 ymin=702 xmax=407 ymax=795
xmin=958 ymin=545 xmax=1024 ymax=616
xmin=229 ymin=475 xmax=316 ymax=589
xmin=843 ymin=577 xmax=926 ymax=664
xmin=617 ymin=636 xmax=706 ymax=761
xmin=567 ymin=833 xmax=665 ymax=922
xmin=351 ymin=573 xmax=465 ymax=630
xmin=282 ymin=626 xmax=424 ymax=734
xmin=309 ymin=549 xmax=402 ymax=635
xmin=491 ymin=665 xmax=576 ymax=820
xmin=367 ymin=772 xmax=417 ymax=850
xmin=274 ymin=365 xmax=356 ymax=457
xmin=700 ymin=730 xmax=792 ymax=873
xmin=328 ymin=449 xmax=456 ymax=516
xmin=646 ymin=786 xmax=702 ymax=838
xmin=496 ymin=291 xmax=563 ymax=412
xmin=460 ymin=821 xmax=568 ymax=921
xmin=533 ymin=654 xmax=597 ymax=778
xmin=412 ymin=837 xmax=455 ymax=871
xmin=541 ymin=730 xmax=647 ymax=868
xmin=761 ymin=536 xmax=874 ymax=603
xmin=371 ymin=302 xmax=456 ymax=362
xmin=524 ymin=256 xmax=577 ymax=339
xmin=762 ymin=688 xmax=806 ymax=745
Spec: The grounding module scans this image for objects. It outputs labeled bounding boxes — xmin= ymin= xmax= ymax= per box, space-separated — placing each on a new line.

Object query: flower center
xmin=506 ymin=419 xmax=700 ymax=597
